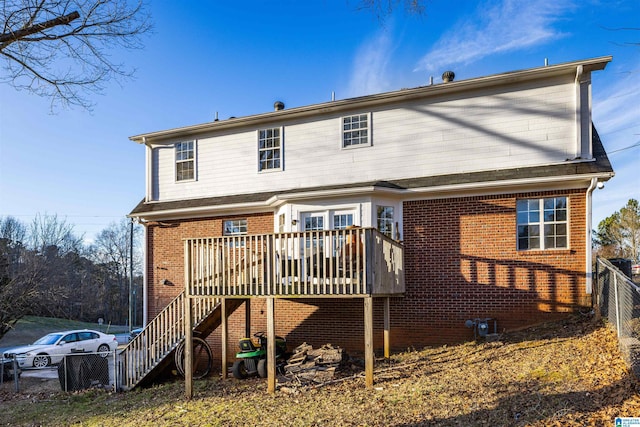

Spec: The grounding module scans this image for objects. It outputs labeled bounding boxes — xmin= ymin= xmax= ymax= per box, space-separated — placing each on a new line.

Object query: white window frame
xmin=175 ymin=140 xmax=196 ymax=182
xmin=516 ymin=197 xmax=568 ymax=251
xmin=376 ymin=205 xmax=394 ymax=238
xmin=341 ymin=113 xmax=371 ymax=148
xmin=223 ymin=219 xmax=248 ymax=236
xmin=258 ymin=127 xmax=283 ymax=172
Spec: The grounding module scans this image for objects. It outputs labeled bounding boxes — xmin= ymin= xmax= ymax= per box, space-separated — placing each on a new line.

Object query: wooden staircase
xmin=118 ymin=292 xmax=244 ymax=390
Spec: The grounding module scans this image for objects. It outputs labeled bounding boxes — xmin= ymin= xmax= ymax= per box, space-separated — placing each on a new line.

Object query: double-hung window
xmin=258 ymin=127 xmax=282 ymax=171
xmin=517 ymin=197 xmax=568 ymax=250
xmin=377 ymin=206 xmax=394 ymax=238
xmin=223 ymin=219 xmax=248 ymax=236
xmin=175 ymin=141 xmax=195 ymax=181
xmin=223 ymin=219 xmax=248 ymax=247
xmin=342 ymin=113 xmax=371 ymax=148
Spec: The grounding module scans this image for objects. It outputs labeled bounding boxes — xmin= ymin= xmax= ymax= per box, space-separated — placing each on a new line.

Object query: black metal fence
xmin=595 ymin=257 xmax=640 ymax=376
xmin=0 ymin=350 xmax=117 ymax=393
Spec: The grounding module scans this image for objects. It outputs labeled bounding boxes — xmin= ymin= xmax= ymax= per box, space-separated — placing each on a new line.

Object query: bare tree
xmin=91 ymin=218 xmax=142 ymax=324
xmin=0 ymin=215 xmax=27 ymax=244
xmin=0 ymin=0 xmax=151 ymax=109
xmin=29 ymin=213 xmax=83 ymax=254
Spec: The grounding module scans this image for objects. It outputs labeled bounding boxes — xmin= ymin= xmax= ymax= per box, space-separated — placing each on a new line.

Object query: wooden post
xmin=184 ymin=296 xmax=193 ymax=398
xmin=383 ymin=297 xmax=390 ymax=359
xmin=267 ymin=297 xmax=276 ymax=394
xmin=184 ymin=239 xmax=194 ymax=399
xmin=364 ymin=296 xmax=374 ymax=388
xmin=221 ymin=298 xmax=227 ymax=379
xmin=245 ymin=299 xmax=251 ymax=338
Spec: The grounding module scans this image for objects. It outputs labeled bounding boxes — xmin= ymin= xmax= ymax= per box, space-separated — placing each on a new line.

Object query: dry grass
xmin=2 ymin=315 xmax=640 ymax=426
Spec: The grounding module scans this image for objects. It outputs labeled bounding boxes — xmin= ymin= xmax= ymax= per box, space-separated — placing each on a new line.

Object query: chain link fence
xmin=595 ymin=257 xmax=640 ymax=377
xmin=0 ymin=350 xmax=118 ymax=393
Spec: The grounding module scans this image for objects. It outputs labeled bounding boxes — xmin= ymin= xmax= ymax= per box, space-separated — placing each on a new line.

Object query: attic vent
xmin=442 ymin=71 xmax=455 ymax=83
xmin=274 ymin=101 xmax=285 ymax=111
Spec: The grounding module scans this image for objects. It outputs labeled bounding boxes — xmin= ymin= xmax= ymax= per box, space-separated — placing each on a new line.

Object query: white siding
xmin=152 ymin=76 xmax=578 ymax=202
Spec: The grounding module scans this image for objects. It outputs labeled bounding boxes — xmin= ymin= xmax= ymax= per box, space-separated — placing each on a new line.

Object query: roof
xmin=129 ymin=56 xmax=612 ymax=145
xmin=129 ymin=127 xmax=613 ymax=219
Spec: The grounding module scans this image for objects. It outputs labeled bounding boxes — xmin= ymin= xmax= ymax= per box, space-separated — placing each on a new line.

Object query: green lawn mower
xmin=232 ymin=332 xmax=288 ymax=379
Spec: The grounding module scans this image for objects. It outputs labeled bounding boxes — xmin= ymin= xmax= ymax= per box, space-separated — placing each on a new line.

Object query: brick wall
xmin=146 ymin=189 xmax=589 ymax=363
xmin=399 ymin=189 xmax=588 ymax=346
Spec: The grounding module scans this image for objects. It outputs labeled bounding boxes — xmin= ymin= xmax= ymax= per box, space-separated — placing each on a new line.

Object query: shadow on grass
xmin=393 ymin=375 xmax=639 ymax=426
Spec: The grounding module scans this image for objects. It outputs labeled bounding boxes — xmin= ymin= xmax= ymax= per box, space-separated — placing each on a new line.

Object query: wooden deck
xmin=184 ymin=228 xmax=404 ymax=298
xmin=119 ymin=228 xmax=403 ymax=393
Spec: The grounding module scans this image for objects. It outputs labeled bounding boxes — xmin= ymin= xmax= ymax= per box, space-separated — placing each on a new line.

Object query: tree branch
xmin=0 ymin=10 xmax=79 ymax=45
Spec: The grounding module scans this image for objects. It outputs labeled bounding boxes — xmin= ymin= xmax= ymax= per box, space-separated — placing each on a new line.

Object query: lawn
xmin=0 ymin=316 xmax=130 ymax=348
xmin=1 ymin=315 xmax=639 ymax=426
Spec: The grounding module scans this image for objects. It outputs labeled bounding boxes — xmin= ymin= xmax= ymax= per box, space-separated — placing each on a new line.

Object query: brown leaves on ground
xmin=2 ymin=315 xmax=639 ymax=426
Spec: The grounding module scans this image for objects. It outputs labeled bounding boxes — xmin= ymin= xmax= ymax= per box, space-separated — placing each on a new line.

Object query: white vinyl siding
xmin=152 ymin=75 xmax=577 ymax=202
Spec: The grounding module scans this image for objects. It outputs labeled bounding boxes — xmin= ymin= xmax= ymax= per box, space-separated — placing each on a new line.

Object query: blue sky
xmin=0 ymin=0 xmax=638 ymax=242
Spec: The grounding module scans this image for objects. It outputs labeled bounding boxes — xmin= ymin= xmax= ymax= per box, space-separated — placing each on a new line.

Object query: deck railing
xmin=185 ymin=228 xmax=404 ymax=298
xmin=118 ymin=292 xmax=219 ymax=390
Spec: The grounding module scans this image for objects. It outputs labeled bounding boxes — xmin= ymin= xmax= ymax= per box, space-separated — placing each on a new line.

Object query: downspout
xmin=142 ymin=221 xmax=149 ymax=326
xmin=141 ymin=135 xmax=150 ymax=326
xmin=585 ymin=177 xmax=598 ymax=294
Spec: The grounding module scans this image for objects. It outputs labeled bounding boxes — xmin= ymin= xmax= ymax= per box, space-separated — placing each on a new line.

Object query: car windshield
xmin=33 ymin=333 xmax=63 ymax=345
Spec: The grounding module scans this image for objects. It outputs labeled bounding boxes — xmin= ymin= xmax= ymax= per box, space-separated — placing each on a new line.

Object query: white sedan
xmin=3 ymin=329 xmax=118 ymax=369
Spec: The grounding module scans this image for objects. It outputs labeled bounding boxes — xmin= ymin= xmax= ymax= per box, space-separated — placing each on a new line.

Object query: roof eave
xmin=129 ymin=170 xmax=614 ymax=222
xmin=129 ymin=56 xmax=612 ymax=144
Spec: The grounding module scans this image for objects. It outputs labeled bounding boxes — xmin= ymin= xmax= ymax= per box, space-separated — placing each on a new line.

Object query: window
xmin=333 ymin=213 xmax=354 ymax=230
xmin=517 ymin=197 xmax=567 ymax=250
xmin=223 ymin=219 xmax=248 ymax=236
xmin=175 ymin=141 xmax=195 ymax=181
xmin=342 ymin=113 xmax=370 ymax=148
xmin=278 ymin=214 xmax=286 ymax=233
xmin=258 ymin=127 xmax=282 ymax=171
xmin=333 ymin=213 xmax=354 ymax=255
xmin=304 ymin=214 xmax=324 ymax=252
xmin=377 ymin=206 xmax=394 ymax=238
xmin=62 ymin=333 xmax=79 ymax=343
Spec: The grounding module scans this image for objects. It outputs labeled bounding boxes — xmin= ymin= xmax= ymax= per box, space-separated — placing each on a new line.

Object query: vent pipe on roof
xmin=274 ymin=101 xmax=285 ymax=111
xmin=442 ymin=71 xmax=455 ymax=83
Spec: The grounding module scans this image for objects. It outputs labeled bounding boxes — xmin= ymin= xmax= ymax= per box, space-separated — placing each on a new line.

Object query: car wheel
xmin=97 ymin=344 xmax=110 ymax=356
xmin=33 ymin=354 xmax=50 ymax=368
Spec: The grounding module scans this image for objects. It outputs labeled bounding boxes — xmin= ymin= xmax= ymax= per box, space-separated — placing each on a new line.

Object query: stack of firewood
xmin=284 ymin=343 xmax=347 ymax=384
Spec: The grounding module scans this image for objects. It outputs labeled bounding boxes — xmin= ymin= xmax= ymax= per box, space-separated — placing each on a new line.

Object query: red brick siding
xmin=399 ymin=189 xmax=588 ymax=346
xmin=146 ymin=189 xmax=589 ymax=362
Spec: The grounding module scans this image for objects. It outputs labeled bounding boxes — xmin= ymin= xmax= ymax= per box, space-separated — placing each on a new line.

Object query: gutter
xmin=129 ymin=172 xmax=612 ymax=222
xmin=129 ymin=57 xmax=612 ymax=145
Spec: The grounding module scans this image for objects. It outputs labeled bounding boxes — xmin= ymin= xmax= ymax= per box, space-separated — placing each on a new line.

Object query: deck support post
xmin=267 ymin=297 xmax=276 ymax=394
xmin=184 ymin=295 xmax=193 ymax=398
xmin=221 ymin=298 xmax=227 ymax=379
xmin=384 ymin=297 xmax=390 ymax=359
xmin=364 ymin=296 xmax=374 ymax=388
xmin=245 ymin=299 xmax=251 ymax=337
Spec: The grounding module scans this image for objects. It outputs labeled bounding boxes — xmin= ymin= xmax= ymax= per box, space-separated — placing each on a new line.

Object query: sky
xmin=0 ymin=0 xmax=638 ymax=243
